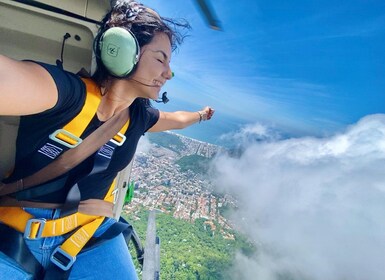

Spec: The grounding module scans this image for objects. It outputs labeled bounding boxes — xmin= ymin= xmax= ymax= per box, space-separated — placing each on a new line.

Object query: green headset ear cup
xmin=99 ymin=27 xmax=140 ymax=77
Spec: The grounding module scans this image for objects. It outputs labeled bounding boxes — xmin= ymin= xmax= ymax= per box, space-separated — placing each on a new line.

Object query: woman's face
xmin=130 ymin=32 xmax=173 ymax=100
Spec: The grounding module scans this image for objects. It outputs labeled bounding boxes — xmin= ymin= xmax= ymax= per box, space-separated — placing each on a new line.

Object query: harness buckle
xmin=111 ymin=132 xmax=126 ymax=146
xmin=49 ymin=129 xmax=83 ymax=148
xmin=50 ymin=246 xmax=76 ymax=271
xmin=24 ymin=218 xmax=46 ymax=240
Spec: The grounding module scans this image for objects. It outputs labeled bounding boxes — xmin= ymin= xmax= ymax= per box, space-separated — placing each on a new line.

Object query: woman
xmin=0 ymin=1 xmax=214 ymax=279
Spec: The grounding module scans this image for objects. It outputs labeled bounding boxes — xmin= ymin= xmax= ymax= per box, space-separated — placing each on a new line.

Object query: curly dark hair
xmin=92 ymin=0 xmax=190 ymax=86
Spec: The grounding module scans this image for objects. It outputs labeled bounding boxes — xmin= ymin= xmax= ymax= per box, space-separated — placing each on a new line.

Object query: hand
xmin=199 ymin=106 xmax=215 ymax=121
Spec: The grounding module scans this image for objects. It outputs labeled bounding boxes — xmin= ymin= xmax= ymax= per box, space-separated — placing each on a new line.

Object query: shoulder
xmin=33 ymin=62 xmax=86 ymax=115
xmin=19 ymin=62 xmax=86 ymax=131
xmin=130 ymin=99 xmax=159 ymax=132
xmin=35 ymin=62 xmax=85 ymax=97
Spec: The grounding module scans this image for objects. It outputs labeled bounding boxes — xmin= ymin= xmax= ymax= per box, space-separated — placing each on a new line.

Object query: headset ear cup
xmin=99 ymin=27 xmax=140 ymax=77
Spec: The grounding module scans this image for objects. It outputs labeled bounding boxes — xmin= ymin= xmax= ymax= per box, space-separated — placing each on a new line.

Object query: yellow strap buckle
xmin=111 ymin=132 xmax=126 ymax=146
xmin=24 ymin=218 xmax=46 ymax=240
xmin=50 ymin=246 xmax=76 ymax=271
xmin=49 ymin=129 xmax=83 ymax=148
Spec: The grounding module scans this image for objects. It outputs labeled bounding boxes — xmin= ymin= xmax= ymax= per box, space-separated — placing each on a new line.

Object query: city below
xmin=123 ymin=131 xmax=238 ymax=240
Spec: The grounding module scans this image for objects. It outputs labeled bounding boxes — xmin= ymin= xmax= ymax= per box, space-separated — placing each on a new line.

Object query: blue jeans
xmin=0 ymin=208 xmax=138 ymax=279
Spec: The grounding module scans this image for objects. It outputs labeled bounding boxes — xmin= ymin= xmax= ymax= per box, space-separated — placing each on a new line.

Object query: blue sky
xmin=146 ymin=0 xmax=385 ymax=146
xmin=139 ymin=3 xmax=385 ymax=278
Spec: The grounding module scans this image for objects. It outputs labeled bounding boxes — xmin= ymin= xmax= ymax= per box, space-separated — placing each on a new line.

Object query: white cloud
xmin=136 ymin=135 xmax=152 ymax=154
xmin=211 ymin=114 xmax=385 ymax=280
xmin=219 ymin=122 xmax=281 ymax=149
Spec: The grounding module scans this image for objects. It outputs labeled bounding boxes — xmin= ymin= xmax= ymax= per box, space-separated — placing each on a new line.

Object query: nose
xmin=164 ymin=65 xmax=173 ymax=80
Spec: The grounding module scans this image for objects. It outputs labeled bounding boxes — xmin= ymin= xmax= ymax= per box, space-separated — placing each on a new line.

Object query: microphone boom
xmin=154 ymin=92 xmax=169 ymax=104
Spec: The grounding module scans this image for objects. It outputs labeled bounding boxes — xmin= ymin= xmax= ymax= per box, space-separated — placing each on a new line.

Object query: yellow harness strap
xmin=0 ymin=78 xmax=130 ymax=270
xmin=55 ymin=78 xmax=129 ymax=146
xmin=0 ymin=180 xmax=117 ymax=270
xmin=0 ymin=207 xmax=99 ymax=239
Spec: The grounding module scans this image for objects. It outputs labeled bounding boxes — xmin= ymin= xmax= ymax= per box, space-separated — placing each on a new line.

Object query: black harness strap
xmin=59 ymin=136 xmax=123 ymax=218
xmin=0 ymin=223 xmax=44 ymax=279
xmin=0 ymin=217 xmax=140 ymax=280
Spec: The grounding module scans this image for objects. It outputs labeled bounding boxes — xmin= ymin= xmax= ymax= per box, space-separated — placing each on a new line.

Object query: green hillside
xmin=176 ymin=154 xmax=211 ymax=176
xmin=147 ymin=132 xmax=185 ymax=153
xmin=123 ymin=209 xmax=255 ymax=280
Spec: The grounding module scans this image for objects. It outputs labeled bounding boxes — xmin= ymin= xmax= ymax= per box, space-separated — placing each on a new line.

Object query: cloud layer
xmin=211 ymin=114 xmax=385 ymax=280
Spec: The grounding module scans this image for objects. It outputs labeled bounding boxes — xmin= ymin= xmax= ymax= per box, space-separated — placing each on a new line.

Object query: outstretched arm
xmin=0 ymin=55 xmax=58 ymax=116
xmin=148 ymin=106 xmax=215 ymax=132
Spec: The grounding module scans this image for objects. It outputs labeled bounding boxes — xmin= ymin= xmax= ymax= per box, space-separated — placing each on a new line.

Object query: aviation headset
xmin=99 ymin=26 xmax=140 ymax=78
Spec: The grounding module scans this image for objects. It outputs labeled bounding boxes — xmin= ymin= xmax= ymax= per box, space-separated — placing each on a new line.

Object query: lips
xmin=153 ymin=79 xmax=164 ymax=87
